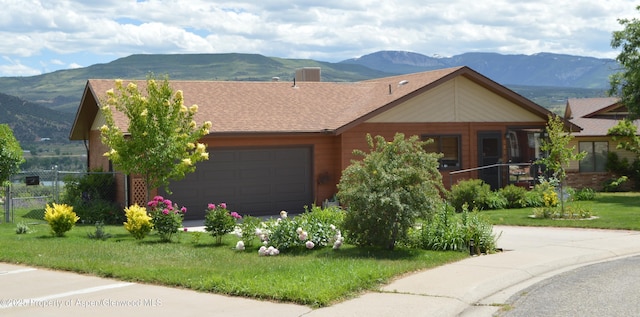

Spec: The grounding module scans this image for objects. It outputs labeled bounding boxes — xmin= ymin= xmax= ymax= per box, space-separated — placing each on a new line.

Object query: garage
xmin=160 ymin=146 xmax=313 ymax=220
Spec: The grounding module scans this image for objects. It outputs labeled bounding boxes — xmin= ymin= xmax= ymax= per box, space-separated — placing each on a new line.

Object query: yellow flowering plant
xmin=124 ymin=204 xmax=153 ymax=240
xmin=44 ymin=203 xmax=79 ymax=237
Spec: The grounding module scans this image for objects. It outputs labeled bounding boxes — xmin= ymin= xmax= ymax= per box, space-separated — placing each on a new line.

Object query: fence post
xmin=3 ymin=185 xmax=9 ymax=223
xmin=54 ymin=165 xmax=59 ymax=202
xmin=124 ymin=173 xmax=129 ymax=207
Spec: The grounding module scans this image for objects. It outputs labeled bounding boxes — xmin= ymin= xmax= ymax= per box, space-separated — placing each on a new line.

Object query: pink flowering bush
xmin=204 ymin=203 xmax=241 ymax=244
xmin=147 ymin=195 xmax=187 ymax=242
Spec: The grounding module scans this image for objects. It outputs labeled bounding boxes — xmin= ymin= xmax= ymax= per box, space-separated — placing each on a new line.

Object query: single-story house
xmin=564 ymin=97 xmax=640 ymax=190
xmin=70 ymin=66 xmax=571 ymax=219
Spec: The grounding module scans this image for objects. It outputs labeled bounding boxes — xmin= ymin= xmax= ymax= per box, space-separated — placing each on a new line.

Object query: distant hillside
xmin=0 ymin=53 xmax=392 ymax=113
xmin=0 ymin=52 xmax=612 ymax=119
xmin=341 ymin=51 xmax=618 ymax=89
xmin=0 ymin=92 xmax=73 ymax=144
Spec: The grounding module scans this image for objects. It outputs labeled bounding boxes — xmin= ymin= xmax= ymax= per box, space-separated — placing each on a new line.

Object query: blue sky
xmin=0 ymin=0 xmax=636 ymax=77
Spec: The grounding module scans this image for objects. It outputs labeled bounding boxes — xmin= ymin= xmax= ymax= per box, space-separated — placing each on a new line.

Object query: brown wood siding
xmin=339 ymin=122 xmax=546 ymax=188
xmin=93 ymin=120 xmax=547 ymax=208
xmin=89 ymin=130 xmax=128 ymax=207
xmin=88 ymin=130 xmax=110 ymax=172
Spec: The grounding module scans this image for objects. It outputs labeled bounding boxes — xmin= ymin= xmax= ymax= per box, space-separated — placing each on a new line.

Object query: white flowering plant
xmin=260 ymin=205 xmax=344 ymax=252
xmin=233 ymin=215 xmax=262 ymax=248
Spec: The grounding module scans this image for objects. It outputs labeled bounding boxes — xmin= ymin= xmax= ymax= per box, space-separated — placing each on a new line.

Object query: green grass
xmin=0 ymin=210 xmax=467 ymax=307
xmin=2 ymin=192 xmax=637 ymax=307
xmin=484 ymin=192 xmax=640 ymax=230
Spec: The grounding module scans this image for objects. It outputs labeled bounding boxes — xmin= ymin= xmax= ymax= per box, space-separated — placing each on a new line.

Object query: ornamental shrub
xmin=460 ymin=206 xmax=500 ymax=254
xmin=485 ymin=191 xmax=507 ymax=210
xmin=302 ymin=204 xmax=344 ymax=227
xmin=235 ymin=215 xmax=262 ymax=247
xmin=297 ymin=206 xmax=344 ymax=249
xmin=204 ymin=203 xmax=238 ymax=244
xmin=147 ymin=195 xmax=187 ymax=242
xmin=531 ymin=182 xmax=561 ymax=219
xmin=603 ymin=176 xmax=629 ymax=192
xmin=407 ymin=204 xmax=499 ymax=254
xmin=448 ymin=179 xmax=491 ymax=212
xmin=123 ymin=204 xmax=153 ymax=240
xmin=571 ymin=187 xmax=596 ymax=201
xmin=498 ymin=185 xmax=528 ymax=209
xmin=523 ymin=188 xmax=544 ymax=207
xmin=264 ymin=216 xmax=300 ymax=250
xmin=44 ymin=203 xmax=79 ymax=237
xmin=408 ymin=205 xmax=465 ymax=251
xmin=60 ymin=169 xmax=120 ymax=224
xmin=337 ymin=133 xmax=444 ymax=250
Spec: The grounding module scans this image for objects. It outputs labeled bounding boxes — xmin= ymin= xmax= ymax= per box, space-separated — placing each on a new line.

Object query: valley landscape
xmin=0 ymin=50 xmax=616 ymax=170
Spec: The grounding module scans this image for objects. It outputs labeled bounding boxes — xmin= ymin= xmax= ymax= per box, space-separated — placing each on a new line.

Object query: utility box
xmin=295 ymin=67 xmax=321 ymax=82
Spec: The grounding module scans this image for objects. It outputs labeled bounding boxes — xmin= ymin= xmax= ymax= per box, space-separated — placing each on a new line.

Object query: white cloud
xmin=0 ymin=56 xmax=41 ymax=77
xmin=0 ymin=0 xmax=636 ymax=76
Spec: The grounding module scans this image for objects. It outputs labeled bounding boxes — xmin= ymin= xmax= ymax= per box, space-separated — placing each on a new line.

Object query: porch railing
xmin=448 ymin=163 xmax=540 ymax=189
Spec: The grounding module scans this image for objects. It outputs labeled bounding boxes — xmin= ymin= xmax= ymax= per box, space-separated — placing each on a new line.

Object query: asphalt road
xmin=500 ymin=255 xmax=640 ymax=317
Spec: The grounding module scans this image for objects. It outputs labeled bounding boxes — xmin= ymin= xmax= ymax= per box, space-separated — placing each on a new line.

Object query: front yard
xmin=0 ymin=208 xmax=466 ymax=307
xmin=0 ymin=192 xmax=638 ymax=307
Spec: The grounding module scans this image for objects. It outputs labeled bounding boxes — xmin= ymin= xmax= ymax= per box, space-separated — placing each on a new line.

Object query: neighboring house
xmin=564 ymin=97 xmax=640 ymax=190
xmin=70 ymin=66 xmax=566 ymax=219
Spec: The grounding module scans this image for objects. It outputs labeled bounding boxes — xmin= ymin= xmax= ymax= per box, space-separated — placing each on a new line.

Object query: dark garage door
xmin=160 ymin=146 xmax=313 ymax=219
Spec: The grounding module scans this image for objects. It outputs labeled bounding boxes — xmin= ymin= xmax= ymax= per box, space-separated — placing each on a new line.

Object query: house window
xmin=422 ymin=135 xmax=461 ymax=170
xmin=579 ymin=141 xmax=608 ymax=172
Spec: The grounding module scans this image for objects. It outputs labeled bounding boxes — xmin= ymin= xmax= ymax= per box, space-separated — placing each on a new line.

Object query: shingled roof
xmin=565 ymin=97 xmax=640 ymax=136
xmin=70 ymin=66 xmax=559 ymax=140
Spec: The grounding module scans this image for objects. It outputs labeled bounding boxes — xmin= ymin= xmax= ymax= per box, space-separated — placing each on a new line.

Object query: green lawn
xmin=484 ymin=192 xmax=640 ymax=230
xmin=0 ymin=210 xmax=466 ymax=307
xmin=1 ymin=192 xmax=637 ymax=307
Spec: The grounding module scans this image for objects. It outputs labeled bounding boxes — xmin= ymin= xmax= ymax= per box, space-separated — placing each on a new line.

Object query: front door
xmin=478 ymin=132 xmax=502 ymax=190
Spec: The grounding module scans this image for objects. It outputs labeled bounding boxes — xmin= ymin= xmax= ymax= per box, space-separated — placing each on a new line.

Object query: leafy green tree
xmin=100 ymin=75 xmax=212 ymax=200
xmin=607 ymin=11 xmax=640 ymax=187
xmin=609 ymin=6 xmax=640 ymax=119
xmin=337 ymin=133 xmax=444 ymax=250
xmin=536 ymin=115 xmax=586 ymax=213
xmin=608 ymin=119 xmax=640 ymax=187
xmin=0 ymin=124 xmax=24 ymax=185
xmin=608 ymin=119 xmax=640 ymax=156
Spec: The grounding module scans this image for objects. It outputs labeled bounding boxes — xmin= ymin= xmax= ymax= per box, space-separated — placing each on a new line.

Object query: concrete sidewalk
xmin=2 ymin=226 xmax=640 ymax=316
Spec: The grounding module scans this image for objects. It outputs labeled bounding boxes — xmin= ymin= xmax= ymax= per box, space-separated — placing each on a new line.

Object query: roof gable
xmin=566 ymin=97 xmax=640 ymax=136
xmin=366 ymin=76 xmax=545 ymax=123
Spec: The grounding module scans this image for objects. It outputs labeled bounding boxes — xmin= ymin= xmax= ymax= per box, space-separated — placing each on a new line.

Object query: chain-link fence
xmin=2 ymin=168 xmax=125 ymax=224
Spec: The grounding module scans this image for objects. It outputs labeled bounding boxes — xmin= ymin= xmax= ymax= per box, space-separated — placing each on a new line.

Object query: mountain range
xmin=343 ymin=51 xmax=618 ymax=89
xmin=0 ymin=50 xmax=615 ymax=144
